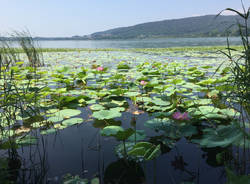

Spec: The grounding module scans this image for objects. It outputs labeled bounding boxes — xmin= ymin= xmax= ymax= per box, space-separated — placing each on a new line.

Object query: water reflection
xmin=0 ymin=110 xmax=249 ymax=184
xmin=104 ymin=159 xmax=145 ymax=184
xmin=0 ymin=137 xmax=49 ymax=183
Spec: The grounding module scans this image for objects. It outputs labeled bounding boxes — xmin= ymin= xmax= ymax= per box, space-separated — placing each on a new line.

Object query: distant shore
xmin=1 ymin=45 xmax=242 ymax=53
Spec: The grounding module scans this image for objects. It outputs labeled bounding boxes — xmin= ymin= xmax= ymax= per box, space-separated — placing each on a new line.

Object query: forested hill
xmin=1 ymin=15 xmax=248 ymax=41
xmin=90 ymin=15 xmax=249 ymax=39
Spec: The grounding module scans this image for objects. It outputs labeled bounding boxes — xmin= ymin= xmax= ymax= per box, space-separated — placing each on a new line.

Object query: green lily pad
xmin=192 ymin=124 xmax=244 ymax=148
xmin=115 ymin=128 xmax=134 ymax=141
xmin=62 ymin=118 xmax=84 ymax=126
xmin=47 ymin=116 xmax=64 ymax=123
xmin=127 ymin=130 xmax=146 ymax=141
xmin=179 ymin=124 xmax=198 ymax=137
xmin=92 ymin=108 xmax=122 ymax=120
xmin=151 ymin=97 xmax=171 ymax=106
xmin=124 ymin=91 xmax=140 ymax=97
xmin=63 ymin=174 xmax=88 ymax=184
xmin=101 ymin=126 xmax=124 ymax=136
xmin=54 ymin=109 xmax=81 ymax=118
xmin=89 ymin=104 xmax=105 ymax=111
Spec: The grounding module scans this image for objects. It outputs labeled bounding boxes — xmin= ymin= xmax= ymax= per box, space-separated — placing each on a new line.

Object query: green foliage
xmin=216 ymin=6 xmax=250 ymax=139
xmin=92 ymin=108 xmax=122 ymax=120
xmin=63 ymin=174 xmax=89 ymax=184
xmin=54 ymin=109 xmax=81 ymax=118
xmin=128 ymin=142 xmax=161 ymax=161
xmin=192 ymin=123 xmax=247 ymax=148
xmin=225 ymin=168 xmax=250 ymax=184
xmin=100 ymin=126 xmax=124 ymax=136
xmin=117 ymin=61 xmax=130 ymax=70
xmin=1 ymin=30 xmax=249 ymax=183
xmin=62 ymin=118 xmax=83 ymax=126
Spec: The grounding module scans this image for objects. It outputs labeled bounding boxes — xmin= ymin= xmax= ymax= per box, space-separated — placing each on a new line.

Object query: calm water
xmin=33 ymin=37 xmax=242 ymax=48
xmin=17 ymin=111 xmax=227 ymax=184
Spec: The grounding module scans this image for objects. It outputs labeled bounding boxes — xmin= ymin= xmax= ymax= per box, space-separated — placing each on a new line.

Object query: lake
xmin=0 ymin=43 xmax=249 ymax=184
xmin=32 ymin=37 xmax=242 ymax=48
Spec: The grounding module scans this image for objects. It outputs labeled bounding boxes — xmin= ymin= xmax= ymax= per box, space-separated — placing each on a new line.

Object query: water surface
xmin=28 ymin=37 xmax=242 ymax=48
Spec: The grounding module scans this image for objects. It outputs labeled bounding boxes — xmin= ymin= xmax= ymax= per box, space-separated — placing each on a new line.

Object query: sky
xmin=0 ymin=0 xmax=248 ymax=37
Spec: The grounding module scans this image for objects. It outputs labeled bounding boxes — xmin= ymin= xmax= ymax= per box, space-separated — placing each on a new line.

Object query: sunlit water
xmin=6 ymin=37 xmax=242 ymax=48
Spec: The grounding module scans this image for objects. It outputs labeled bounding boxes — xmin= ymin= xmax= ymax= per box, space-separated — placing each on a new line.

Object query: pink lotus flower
xmin=140 ymin=80 xmax=147 ymax=86
xmin=96 ymin=66 xmax=104 ymax=71
xmin=172 ymin=111 xmax=189 ymax=121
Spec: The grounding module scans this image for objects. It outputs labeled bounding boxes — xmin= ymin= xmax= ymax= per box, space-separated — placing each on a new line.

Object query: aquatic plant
xmin=140 ymin=80 xmax=147 ymax=86
xmin=0 ymin=32 xmax=47 ymax=183
xmin=172 ymin=111 xmax=190 ymax=121
xmin=216 ymin=4 xmax=250 ymax=136
xmin=96 ymin=66 xmax=104 ymax=71
xmin=0 ymin=32 xmax=249 ymax=182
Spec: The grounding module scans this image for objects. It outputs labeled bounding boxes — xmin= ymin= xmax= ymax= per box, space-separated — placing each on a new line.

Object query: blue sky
xmin=0 ymin=0 xmax=247 ymax=37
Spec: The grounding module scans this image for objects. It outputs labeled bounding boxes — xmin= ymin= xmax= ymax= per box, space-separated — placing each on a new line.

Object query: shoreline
xmin=2 ymin=45 xmax=242 ymax=53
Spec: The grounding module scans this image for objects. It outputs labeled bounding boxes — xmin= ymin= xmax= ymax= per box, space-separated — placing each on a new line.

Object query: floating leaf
xmin=89 ymin=104 xmax=105 ymax=111
xmin=62 ymin=118 xmax=83 ymax=126
xmin=151 ymin=97 xmax=171 ymax=106
xmin=115 ymin=128 xmax=134 ymax=141
xmin=192 ymin=124 xmax=243 ymax=148
xmin=47 ymin=116 xmax=64 ymax=123
xmin=63 ymin=174 xmax=88 ymax=184
xmin=124 ymin=91 xmax=140 ymax=97
xmin=179 ymin=124 xmax=198 ymax=137
xmin=91 ymin=178 xmax=100 ymax=184
xmin=54 ymin=109 xmax=81 ymax=118
xmin=92 ymin=109 xmax=122 ymax=120
xmin=128 ymin=130 xmax=146 ymax=142
xmin=101 ymin=126 xmax=124 ymax=136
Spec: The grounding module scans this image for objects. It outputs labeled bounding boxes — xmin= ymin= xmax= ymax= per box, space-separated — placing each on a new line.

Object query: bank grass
xmin=0 ymin=45 xmax=243 ymax=53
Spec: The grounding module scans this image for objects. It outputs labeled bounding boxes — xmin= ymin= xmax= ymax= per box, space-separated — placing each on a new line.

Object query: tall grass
xmin=0 ymin=32 xmax=44 ymax=182
xmin=217 ymin=4 xmax=250 ymax=123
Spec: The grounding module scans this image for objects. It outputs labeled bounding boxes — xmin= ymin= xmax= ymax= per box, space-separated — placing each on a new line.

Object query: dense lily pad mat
xmin=0 ymin=48 xmax=249 ymax=183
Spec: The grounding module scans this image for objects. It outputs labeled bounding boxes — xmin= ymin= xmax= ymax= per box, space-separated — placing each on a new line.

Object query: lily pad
xmin=92 ymin=108 xmax=122 ymax=120
xmin=47 ymin=116 xmax=64 ymax=123
xmin=90 ymin=104 xmax=105 ymax=111
xmin=192 ymin=124 xmax=244 ymax=148
xmin=115 ymin=128 xmax=134 ymax=141
xmin=62 ymin=118 xmax=84 ymax=126
xmin=54 ymin=109 xmax=81 ymax=118
xmin=101 ymin=126 xmax=124 ymax=136
xmin=128 ymin=130 xmax=146 ymax=141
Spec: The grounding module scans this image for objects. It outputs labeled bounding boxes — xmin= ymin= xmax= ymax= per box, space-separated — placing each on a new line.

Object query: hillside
xmin=90 ymin=15 xmax=249 ymax=39
xmin=1 ymin=15 xmax=248 ymax=41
